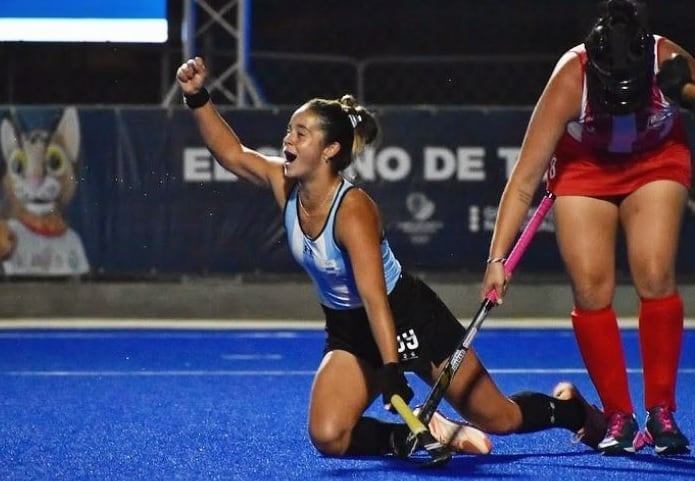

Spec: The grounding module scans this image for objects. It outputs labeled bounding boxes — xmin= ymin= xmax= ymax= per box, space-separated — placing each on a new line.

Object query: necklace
xmin=298 ymin=179 xmax=340 ymax=217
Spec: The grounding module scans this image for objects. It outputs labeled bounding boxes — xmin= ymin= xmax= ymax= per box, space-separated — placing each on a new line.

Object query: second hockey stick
xmin=413 ymin=191 xmax=556 ymax=434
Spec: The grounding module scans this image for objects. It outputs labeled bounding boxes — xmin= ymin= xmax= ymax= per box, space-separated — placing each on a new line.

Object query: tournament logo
xmin=395 ymin=192 xmax=444 ymax=245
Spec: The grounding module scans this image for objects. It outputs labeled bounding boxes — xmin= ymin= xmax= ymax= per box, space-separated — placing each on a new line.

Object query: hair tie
xmin=348 ymin=113 xmax=362 ymax=128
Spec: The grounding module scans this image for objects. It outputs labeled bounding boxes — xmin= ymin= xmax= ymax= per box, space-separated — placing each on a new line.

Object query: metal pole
xmin=237 ymin=0 xmax=250 ymax=107
xmin=161 ymin=0 xmax=198 ymax=106
xmin=182 ymin=0 xmax=196 ymax=60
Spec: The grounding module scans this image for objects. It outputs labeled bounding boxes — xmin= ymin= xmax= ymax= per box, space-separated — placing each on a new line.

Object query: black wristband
xmin=183 ymin=88 xmax=210 ymax=109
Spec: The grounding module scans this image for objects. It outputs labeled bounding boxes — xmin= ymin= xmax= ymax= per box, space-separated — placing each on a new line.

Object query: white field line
xmin=1 ymin=317 xmax=695 ymax=330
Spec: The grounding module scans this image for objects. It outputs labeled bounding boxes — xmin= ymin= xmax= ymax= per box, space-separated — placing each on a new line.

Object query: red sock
xmin=639 ymin=293 xmax=684 ymax=412
xmin=571 ymin=306 xmax=633 ymax=416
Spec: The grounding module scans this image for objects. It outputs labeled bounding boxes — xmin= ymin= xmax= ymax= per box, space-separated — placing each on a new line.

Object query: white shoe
xmin=415 ymin=408 xmax=492 ymax=455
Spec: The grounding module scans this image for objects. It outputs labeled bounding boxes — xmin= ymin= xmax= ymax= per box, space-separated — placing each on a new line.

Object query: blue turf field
xmin=0 ymin=326 xmax=693 ymax=480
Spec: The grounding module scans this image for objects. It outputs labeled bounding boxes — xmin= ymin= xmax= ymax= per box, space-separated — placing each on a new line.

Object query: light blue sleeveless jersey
xmin=284 ymin=178 xmax=402 ymax=310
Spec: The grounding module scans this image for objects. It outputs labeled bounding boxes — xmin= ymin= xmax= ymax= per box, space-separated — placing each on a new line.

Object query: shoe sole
xmin=599 ymin=443 xmax=639 ymax=455
xmin=645 ymin=432 xmax=691 ymax=455
xmin=654 ymin=445 xmax=691 ymax=455
xmin=644 ymin=430 xmax=691 ymax=455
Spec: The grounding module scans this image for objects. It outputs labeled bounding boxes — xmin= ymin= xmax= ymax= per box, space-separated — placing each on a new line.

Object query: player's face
xmin=282 ymin=107 xmax=326 ymax=179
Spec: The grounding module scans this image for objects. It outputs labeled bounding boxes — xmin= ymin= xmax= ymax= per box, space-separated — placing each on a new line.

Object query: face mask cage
xmin=585 ymin=21 xmax=655 ymax=115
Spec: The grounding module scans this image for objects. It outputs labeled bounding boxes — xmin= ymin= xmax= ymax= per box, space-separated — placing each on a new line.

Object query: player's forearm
xmin=364 ymin=303 xmax=400 ymax=364
xmin=489 ymin=185 xmax=535 ymax=259
xmin=192 ymin=101 xmax=243 ymax=160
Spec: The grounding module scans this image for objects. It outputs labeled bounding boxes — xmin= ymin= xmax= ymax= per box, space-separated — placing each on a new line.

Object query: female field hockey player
xmin=482 ymin=0 xmax=692 ymax=455
xmin=176 ymin=56 xmax=607 ymax=458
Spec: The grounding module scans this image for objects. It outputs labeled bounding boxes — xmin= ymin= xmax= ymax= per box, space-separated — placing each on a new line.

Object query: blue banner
xmin=0 ymin=106 xmax=693 ymax=277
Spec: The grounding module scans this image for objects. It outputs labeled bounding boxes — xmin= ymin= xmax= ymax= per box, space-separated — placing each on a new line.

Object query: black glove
xmin=657 ymin=54 xmax=693 ymax=107
xmin=377 ymin=362 xmax=414 ymax=413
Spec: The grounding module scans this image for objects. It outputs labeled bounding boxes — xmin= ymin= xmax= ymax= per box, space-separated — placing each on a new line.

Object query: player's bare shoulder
xmin=342 ymin=185 xmax=377 ymax=211
xmin=337 ymin=185 xmax=380 ymax=225
xmin=657 ymin=36 xmax=694 ymax=63
xmin=335 ymin=185 xmax=383 ymax=248
xmin=539 ymin=48 xmax=584 ymax=120
xmin=551 ymin=48 xmax=584 ymax=88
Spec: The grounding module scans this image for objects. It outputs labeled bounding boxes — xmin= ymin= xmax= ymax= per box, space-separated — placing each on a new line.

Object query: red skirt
xmin=546 ymin=122 xmax=692 ymax=196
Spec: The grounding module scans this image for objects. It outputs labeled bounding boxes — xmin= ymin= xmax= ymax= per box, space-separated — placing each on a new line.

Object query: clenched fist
xmin=176 ymin=57 xmax=208 ymax=95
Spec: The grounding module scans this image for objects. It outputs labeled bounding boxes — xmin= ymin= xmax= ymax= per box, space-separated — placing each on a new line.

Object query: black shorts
xmin=321 ymin=271 xmax=466 ymax=372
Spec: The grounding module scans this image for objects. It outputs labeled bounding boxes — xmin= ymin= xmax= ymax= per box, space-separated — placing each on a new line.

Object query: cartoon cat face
xmin=0 ymin=108 xmax=80 ymax=217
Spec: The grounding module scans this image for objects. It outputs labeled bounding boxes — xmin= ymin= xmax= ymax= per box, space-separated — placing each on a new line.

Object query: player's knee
xmin=633 ymin=271 xmax=676 ymax=299
xmin=572 ymin=282 xmax=614 ymax=311
xmin=308 ymin=422 xmax=350 ymax=456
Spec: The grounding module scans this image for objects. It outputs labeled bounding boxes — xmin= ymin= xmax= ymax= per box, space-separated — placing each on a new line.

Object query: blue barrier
xmin=1 ymin=106 xmax=693 ymax=277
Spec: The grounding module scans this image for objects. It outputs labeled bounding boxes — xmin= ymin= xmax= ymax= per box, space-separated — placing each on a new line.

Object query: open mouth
xmin=284 ymin=151 xmax=297 ymax=162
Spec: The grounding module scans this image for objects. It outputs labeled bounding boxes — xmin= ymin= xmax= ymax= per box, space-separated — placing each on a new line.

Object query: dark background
xmin=0 ymin=0 xmax=693 ymax=106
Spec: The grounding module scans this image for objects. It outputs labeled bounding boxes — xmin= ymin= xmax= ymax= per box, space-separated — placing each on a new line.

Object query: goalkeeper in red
xmin=482 ymin=0 xmax=692 ymax=455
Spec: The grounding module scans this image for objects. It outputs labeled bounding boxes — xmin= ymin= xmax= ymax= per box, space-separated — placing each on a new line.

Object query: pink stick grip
xmin=486 ymin=193 xmax=555 ymax=303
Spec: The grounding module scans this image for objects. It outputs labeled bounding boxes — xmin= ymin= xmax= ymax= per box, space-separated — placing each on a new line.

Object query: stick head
xmin=416 ymin=431 xmax=452 ymax=468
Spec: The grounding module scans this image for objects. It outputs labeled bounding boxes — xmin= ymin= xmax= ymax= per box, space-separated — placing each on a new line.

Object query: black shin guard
xmin=345 ymin=417 xmax=409 ymax=456
xmin=510 ymin=391 xmax=583 ymax=433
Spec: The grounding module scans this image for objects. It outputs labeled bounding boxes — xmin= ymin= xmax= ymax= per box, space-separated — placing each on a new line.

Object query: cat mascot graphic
xmin=0 ymin=107 xmax=89 ymax=276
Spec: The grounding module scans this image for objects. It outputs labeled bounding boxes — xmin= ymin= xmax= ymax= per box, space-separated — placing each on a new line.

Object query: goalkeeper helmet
xmin=584 ymin=0 xmax=654 ymax=115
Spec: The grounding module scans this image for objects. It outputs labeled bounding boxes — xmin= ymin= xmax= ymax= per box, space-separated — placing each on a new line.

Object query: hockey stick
xmin=390 ymin=394 xmax=452 ymax=467
xmin=412 ymin=191 xmax=556 ymax=438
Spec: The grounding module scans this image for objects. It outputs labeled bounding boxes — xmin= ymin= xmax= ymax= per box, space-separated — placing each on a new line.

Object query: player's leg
xmin=621 ymin=180 xmax=691 ymax=455
xmin=432 ymin=347 xmax=606 ymax=449
xmin=554 ymin=195 xmax=641 ymax=454
xmin=399 ymin=272 xmax=603 ymax=451
xmin=308 ymin=349 xmax=405 ymax=456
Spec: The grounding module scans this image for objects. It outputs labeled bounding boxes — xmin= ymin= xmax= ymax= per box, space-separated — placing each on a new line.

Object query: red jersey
xmin=547 ymin=35 xmax=692 ymax=196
